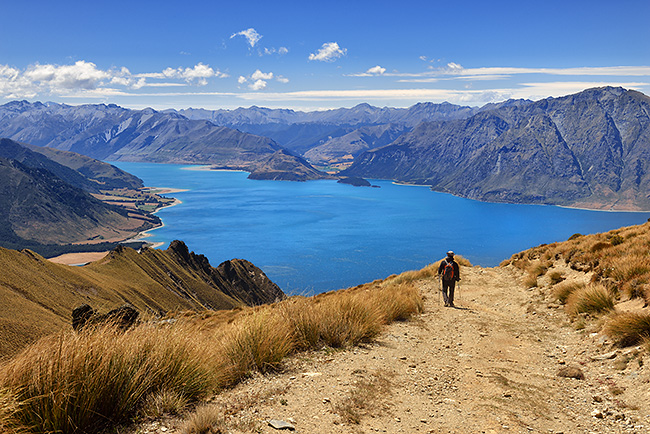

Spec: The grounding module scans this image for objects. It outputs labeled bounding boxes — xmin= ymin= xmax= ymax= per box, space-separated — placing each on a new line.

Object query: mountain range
xmin=0 ymin=101 xmax=325 ymax=181
xmin=342 ymin=87 xmax=650 ymax=210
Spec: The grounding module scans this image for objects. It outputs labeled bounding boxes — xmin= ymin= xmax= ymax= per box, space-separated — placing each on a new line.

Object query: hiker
xmin=438 ymin=250 xmax=460 ymax=307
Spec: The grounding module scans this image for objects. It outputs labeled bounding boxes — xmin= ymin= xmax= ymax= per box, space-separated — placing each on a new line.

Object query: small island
xmin=337 ymin=176 xmax=379 ymax=188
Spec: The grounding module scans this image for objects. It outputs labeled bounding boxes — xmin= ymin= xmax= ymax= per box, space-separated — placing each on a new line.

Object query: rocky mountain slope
xmin=0 ymin=101 xmax=327 ymax=181
xmin=343 ymin=87 xmax=650 ymax=210
xmin=0 ymin=240 xmax=284 ymax=359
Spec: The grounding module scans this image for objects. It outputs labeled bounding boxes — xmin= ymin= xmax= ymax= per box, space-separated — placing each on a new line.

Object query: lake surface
xmin=113 ymin=162 xmax=650 ymax=295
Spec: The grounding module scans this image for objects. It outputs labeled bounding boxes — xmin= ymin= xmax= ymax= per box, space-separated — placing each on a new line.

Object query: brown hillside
xmin=0 ymin=241 xmax=284 ymax=359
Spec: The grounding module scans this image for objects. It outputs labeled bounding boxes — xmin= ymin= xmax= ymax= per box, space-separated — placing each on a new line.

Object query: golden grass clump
xmin=180 ymin=404 xmax=227 ymax=434
xmin=566 ymin=284 xmax=615 ymax=316
xmin=0 ymin=265 xmax=427 ymax=434
xmin=552 ymin=281 xmax=585 ymax=304
xmin=0 ymin=323 xmax=215 ymax=434
xmin=605 ymin=312 xmax=650 ymax=347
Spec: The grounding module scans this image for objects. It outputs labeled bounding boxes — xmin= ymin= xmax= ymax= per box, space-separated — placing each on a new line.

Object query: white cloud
xmin=160 ymin=63 xmax=227 ymax=85
xmin=262 ymin=46 xmax=289 ymax=56
xmin=251 ymin=69 xmax=273 ymax=81
xmin=238 ymin=75 xmax=247 ymax=84
xmin=278 ymin=47 xmax=289 ymax=55
xmin=249 ymin=79 xmax=267 ymax=91
xmin=308 ymin=42 xmax=347 ymax=62
xmin=24 ymin=61 xmax=110 ymax=90
xmin=230 ymin=28 xmax=262 ymax=48
xmin=276 ymin=76 xmax=289 ymax=83
xmin=366 ymin=65 xmax=386 ymax=75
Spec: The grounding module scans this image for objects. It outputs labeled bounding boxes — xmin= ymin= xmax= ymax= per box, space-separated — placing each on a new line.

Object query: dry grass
xmin=548 ymin=271 xmax=564 ymax=285
xmin=605 ymin=312 xmax=650 ymax=347
xmin=180 ymin=404 xmax=227 ymax=434
xmin=0 ymin=267 xmax=425 ymax=434
xmin=552 ymin=281 xmax=585 ymax=304
xmin=523 ymin=274 xmax=538 ymax=288
xmin=141 ymin=389 xmax=189 ymax=418
xmin=566 ymin=284 xmax=615 ymax=316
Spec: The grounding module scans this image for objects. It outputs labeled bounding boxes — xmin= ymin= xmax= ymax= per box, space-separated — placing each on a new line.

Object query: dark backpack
xmin=442 ymin=260 xmax=455 ymax=281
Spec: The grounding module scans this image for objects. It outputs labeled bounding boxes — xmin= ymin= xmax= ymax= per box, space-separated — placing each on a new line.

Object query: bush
xmin=610 ymin=234 xmax=624 ymax=246
xmin=548 ymin=271 xmax=564 ymax=285
xmin=566 ymin=284 xmax=615 ymax=316
xmin=605 ymin=312 xmax=650 ymax=347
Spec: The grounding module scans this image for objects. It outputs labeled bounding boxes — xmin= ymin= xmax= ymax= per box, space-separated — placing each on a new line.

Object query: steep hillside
xmin=0 ymin=240 xmax=284 ymax=358
xmin=0 ymin=156 xmax=157 ymax=247
xmin=0 ymin=102 xmax=328 ymax=180
xmin=343 ymin=87 xmax=650 ymax=210
xmin=0 ymin=138 xmax=142 ymax=193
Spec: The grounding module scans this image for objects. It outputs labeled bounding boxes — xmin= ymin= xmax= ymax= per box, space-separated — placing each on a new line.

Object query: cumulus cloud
xmin=159 ymin=63 xmax=227 ymax=85
xmin=366 ymin=65 xmax=386 ymax=75
xmin=251 ymin=69 xmax=273 ymax=81
xmin=308 ymin=42 xmax=347 ymax=62
xmin=238 ymin=69 xmax=288 ymax=90
xmin=230 ymin=28 xmax=262 ymax=48
xmin=0 ymin=61 xmax=228 ymax=98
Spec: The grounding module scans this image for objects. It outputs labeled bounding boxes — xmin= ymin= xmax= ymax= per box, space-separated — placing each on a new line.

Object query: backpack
xmin=442 ymin=260 xmax=455 ymax=281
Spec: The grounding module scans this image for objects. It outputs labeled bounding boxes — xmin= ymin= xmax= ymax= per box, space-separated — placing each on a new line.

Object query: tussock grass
xmin=141 ymin=389 xmax=189 ymax=418
xmin=548 ymin=271 xmax=564 ymax=285
xmin=605 ymin=312 xmax=650 ymax=347
xmin=522 ymin=274 xmax=538 ymax=288
xmin=565 ymin=284 xmax=615 ymax=316
xmin=0 ymin=267 xmax=426 ymax=434
xmin=180 ymin=404 xmax=227 ymax=434
xmin=552 ymin=281 xmax=585 ymax=304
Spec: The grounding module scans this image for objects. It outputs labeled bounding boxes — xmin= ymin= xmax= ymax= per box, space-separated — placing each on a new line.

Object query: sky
xmin=1 ymin=0 xmax=649 ymax=111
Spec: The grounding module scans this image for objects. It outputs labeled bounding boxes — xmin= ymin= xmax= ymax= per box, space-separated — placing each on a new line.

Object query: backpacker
xmin=442 ymin=260 xmax=455 ymax=281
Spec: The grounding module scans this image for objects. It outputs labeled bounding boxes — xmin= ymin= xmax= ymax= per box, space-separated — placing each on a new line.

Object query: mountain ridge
xmin=342 ymin=87 xmax=650 ymax=210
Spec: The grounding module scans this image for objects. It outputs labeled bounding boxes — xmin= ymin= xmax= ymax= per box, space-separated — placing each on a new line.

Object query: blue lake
xmin=113 ymin=162 xmax=650 ymax=295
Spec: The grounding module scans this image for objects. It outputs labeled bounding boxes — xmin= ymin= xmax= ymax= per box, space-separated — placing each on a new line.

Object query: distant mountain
xmin=343 ymin=87 xmax=650 ymax=210
xmin=0 ymin=101 xmax=328 ymax=181
xmin=0 ymin=138 xmax=142 ymax=193
xmin=0 ymin=240 xmax=285 ymax=358
xmin=175 ymin=102 xmax=479 ymax=157
xmin=303 ymin=123 xmax=410 ymax=168
xmin=0 ymin=139 xmax=159 ymax=252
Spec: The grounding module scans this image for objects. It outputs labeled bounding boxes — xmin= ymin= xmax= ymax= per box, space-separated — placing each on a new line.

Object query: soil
xmin=138 ymin=264 xmax=650 ymax=434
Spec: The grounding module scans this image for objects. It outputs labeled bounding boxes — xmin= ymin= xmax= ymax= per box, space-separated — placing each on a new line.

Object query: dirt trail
xmin=145 ymin=265 xmax=650 ymax=434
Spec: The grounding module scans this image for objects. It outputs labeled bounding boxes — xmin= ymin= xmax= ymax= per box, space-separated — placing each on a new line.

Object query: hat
xmin=447 ymin=250 xmax=454 ymax=257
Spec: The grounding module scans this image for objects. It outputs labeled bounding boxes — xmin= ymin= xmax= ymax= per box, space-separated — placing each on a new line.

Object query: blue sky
xmin=1 ymin=0 xmax=649 ymax=111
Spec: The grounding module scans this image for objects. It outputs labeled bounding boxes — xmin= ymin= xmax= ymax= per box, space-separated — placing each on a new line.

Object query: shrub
xmin=605 ymin=312 xmax=650 ymax=347
xmin=552 ymin=281 xmax=585 ymax=304
xmin=609 ymin=234 xmax=624 ymax=246
xmin=566 ymin=284 xmax=615 ymax=316
xmin=591 ymin=241 xmax=613 ymax=252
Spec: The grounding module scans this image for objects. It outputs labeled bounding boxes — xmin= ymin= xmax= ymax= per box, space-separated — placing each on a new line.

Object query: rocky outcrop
xmin=72 ymin=304 xmax=139 ymax=331
xmin=166 ymin=240 xmax=285 ymax=306
xmin=343 ymin=87 xmax=650 ymax=210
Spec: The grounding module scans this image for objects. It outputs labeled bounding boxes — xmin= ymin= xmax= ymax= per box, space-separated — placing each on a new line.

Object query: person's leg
xmin=448 ymin=281 xmax=456 ymax=306
xmin=442 ymin=280 xmax=450 ymax=306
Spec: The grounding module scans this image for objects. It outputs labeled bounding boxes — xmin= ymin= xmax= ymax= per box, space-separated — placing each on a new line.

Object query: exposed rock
xmin=557 ymin=365 xmax=585 ymax=380
xmin=72 ymin=304 xmax=139 ymax=331
xmin=268 ymin=419 xmax=295 ymax=430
